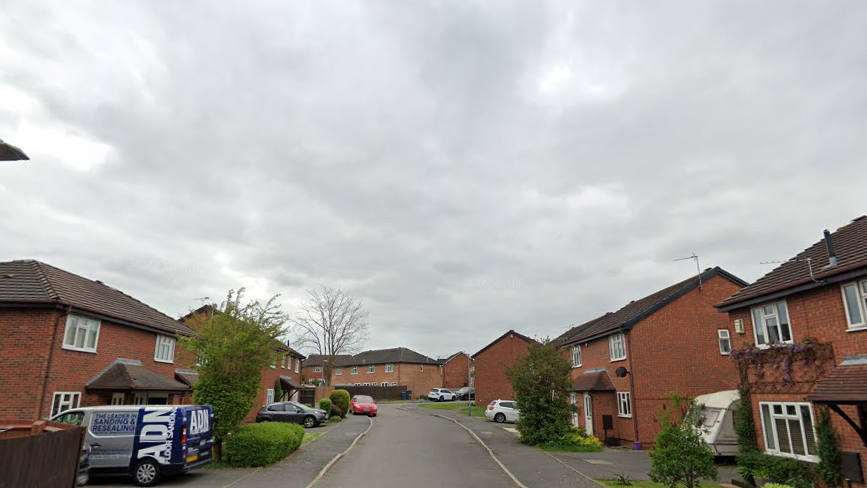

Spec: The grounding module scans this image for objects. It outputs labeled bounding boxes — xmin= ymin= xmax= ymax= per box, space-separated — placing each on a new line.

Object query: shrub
xmin=540 ymin=427 xmax=604 ymax=452
xmin=329 ymin=415 xmax=343 ymax=423
xmin=763 ymin=484 xmax=795 ymax=488
xmin=319 ymin=398 xmax=333 ymax=414
xmin=815 ymin=407 xmax=842 ymax=487
xmin=224 ymin=422 xmax=305 ymax=467
xmin=331 ymin=404 xmax=343 ymax=418
xmin=649 ymin=393 xmax=718 ymax=488
xmin=736 ymin=451 xmax=814 ymax=488
xmin=330 ymin=390 xmax=351 ymax=419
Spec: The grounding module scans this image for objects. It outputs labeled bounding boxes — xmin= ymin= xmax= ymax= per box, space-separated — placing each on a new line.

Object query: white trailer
xmin=694 ymin=390 xmax=740 ymax=456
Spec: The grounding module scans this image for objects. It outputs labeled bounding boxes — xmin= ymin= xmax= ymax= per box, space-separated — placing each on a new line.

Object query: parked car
xmin=485 ymin=400 xmax=520 ymax=423
xmin=51 ymin=405 xmax=214 ymax=487
xmin=455 ymin=387 xmax=475 ymax=401
xmin=427 ymin=388 xmax=456 ymax=402
xmin=350 ymin=395 xmax=378 ymax=416
xmin=256 ymin=401 xmax=328 ymax=428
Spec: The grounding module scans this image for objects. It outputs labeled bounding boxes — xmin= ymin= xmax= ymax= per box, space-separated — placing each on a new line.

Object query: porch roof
xmin=570 ymin=371 xmax=616 ymax=392
xmin=807 ymin=363 xmax=867 ymax=404
xmin=87 ymin=363 xmax=190 ymax=391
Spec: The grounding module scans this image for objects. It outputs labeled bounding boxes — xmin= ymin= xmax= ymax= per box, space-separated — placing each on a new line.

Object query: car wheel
xmin=494 ymin=413 xmax=506 ymax=423
xmin=303 ymin=416 xmax=316 ymax=428
xmin=133 ymin=458 xmax=161 ymax=487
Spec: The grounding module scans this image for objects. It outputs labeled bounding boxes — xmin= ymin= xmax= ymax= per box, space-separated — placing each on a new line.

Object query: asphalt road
xmin=314 ymin=403 xmax=517 ymax=488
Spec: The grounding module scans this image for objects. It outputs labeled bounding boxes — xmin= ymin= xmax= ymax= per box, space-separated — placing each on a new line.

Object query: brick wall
xmin=0 ymin=309 xmax=59 ymax=419
xmin=474 ymin=333 xmax=532 ymax=408
xmin=727 ymin=283 xmax=867 ymax=486
xmin=442 ymin=354 xmax=471 ymax=389
xmin=333 ymin=363 xmax=442 ymax=398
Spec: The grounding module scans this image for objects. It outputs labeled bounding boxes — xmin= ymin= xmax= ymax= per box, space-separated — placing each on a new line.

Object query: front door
xmin=570 ymin=393 xmax=578 ymax=427
xmin=584 ymin=393 xmax=594 ymax=436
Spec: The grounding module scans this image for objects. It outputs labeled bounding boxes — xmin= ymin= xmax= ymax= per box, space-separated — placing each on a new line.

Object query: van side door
xmin=84 ymin=410 xmax=139 ymax=473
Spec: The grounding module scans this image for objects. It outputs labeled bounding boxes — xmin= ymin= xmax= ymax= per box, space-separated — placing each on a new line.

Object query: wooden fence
xmin=0 ymin=420 xmax=83 ymax=488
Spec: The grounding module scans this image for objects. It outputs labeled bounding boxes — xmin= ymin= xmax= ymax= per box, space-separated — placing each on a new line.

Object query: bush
xmin=540 ymin=427 xmax=604 ymax=452
xmin=224 ymin=422 xmax=305 ymax=467
xmin=763 ymin=484 xmax=795 ymax=488
xmin=329 ymin=415 xmax=343 ymax=423
xmin=319 ymin=398 xmax=333 ymax=414
xmin=736 ymin=451 xmax=814 ymax=488
xmin=330 ymin=390 xmax=351 ymax=419
xmin=331 ymin=404 xmax=343 ymax=418
xmin=815 ymin=407 xmax=842 ymax=487
xmin=649 ymin=393 xmax=717 ymax=488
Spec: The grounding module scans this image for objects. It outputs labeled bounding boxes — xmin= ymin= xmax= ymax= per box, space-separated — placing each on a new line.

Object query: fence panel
xmin=0 ymin=426 xmax=82 ymax=488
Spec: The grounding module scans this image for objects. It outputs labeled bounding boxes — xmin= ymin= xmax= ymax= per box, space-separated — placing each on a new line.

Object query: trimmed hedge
xmin=330 ymin=390 xmax=351 ymax=419
xmin=225 ymin=422 xmax=305 ymax=467
xmin=319 ymin=398 xmax=333 ymax=414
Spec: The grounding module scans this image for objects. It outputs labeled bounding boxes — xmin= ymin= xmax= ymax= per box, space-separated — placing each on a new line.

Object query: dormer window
xmin=751 ymin=301 xmax=792 ymax=346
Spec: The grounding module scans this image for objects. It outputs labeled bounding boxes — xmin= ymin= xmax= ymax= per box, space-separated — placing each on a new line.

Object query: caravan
xmin=52 ymin=405 xmax=214 ymax=486
xmin=694 ymin=390 xmax=740 ymax=456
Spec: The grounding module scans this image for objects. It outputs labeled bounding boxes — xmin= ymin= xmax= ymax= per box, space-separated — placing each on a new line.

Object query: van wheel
xmin=303 ymin=416 xmax=316 ymax=428
xmin=133 ymin=458 xmax=161 ymax=487
xmin=494 ymin=413 xmax=506 ymax=423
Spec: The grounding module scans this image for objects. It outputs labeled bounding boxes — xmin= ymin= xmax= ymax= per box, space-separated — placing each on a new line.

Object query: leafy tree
xmin=504 ymin=340 xmax=573 ymax=445
xmin=649 ymin=393 xmax=718 ymax=488
xmin=179 ymin=289 xmax=289 ymax=462
xmin=293 ymin=286 xmax=369 ymax=386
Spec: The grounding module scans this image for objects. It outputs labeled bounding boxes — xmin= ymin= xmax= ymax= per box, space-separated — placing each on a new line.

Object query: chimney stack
xmin=824 ymin=230 xmax=838 ymax=268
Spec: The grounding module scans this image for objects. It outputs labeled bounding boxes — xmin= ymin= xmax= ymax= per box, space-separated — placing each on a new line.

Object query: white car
xmin=427 ymin=388 xmax=456 ymax=402
xmin=485 ymin=399 xmax=520 ymax=423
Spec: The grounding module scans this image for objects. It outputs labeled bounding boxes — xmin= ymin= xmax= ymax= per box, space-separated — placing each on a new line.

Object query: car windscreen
xmin=356 ymin=396 xmax=374 ymax=403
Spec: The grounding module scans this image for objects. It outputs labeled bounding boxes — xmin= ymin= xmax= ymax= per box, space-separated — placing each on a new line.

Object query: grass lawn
xmin=419 ymin=403 xmax=487 ymax=417
xmin=597 ymin=480 xmax=727 ymax=488
xmin=302 ymin=433 xmax=323 ymax=444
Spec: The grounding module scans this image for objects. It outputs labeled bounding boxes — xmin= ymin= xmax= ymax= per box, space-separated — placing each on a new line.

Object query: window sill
xmin=618 ymin=414 xmax=632 ymax=418
xmin=155 ymin=359 xmax=175 ymax=364
xmin=62 ymin=345 xmax=97 ymax=354
xmin=847 ymin=326 xmax=867 ymax=333
xmin=572 ymin=365 xmax=582 ymax=369
xmin=764 ymin=451 xmax=819 ymax=464
xmin=610 ymin=358 xmax=627 ymax=363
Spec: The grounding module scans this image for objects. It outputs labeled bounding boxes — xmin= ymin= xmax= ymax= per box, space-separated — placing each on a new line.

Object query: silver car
xmin=485 ymin=399 xmax=520 ymax=423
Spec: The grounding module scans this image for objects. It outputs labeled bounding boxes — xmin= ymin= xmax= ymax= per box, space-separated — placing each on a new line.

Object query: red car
xmin=350 ymin=395 xmax=378 ymax=416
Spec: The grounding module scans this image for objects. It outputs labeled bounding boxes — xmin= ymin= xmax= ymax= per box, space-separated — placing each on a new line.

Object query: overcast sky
xmin=2 ymin=1 xmax=865 ymax=359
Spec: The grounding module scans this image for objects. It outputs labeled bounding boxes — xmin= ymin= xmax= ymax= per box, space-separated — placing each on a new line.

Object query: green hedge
xmin=319 ymin=398 xmax=332 ymax=414
xmin=330 ymin=390 xmax=350 ymax=419
xmin=225 ymin=422 xmax=305 ymax=467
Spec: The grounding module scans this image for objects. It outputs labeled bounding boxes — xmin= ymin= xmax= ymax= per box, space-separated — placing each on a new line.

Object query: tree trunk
xmin=213 ymin=438 xmax=223 ymax=464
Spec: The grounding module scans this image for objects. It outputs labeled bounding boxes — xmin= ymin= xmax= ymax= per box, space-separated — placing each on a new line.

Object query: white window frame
xmin=751 ymin=301 xmax=793 ymax=347
xmin=111 ymin=392 xmax=125 ymax=405
xmin=51 ymin=392 xmax=81 ymax=417
xmin=759 ymin=402 xmax=818 ymax=462
xmin=609 ymin=333 xmax=626 ymax=361
xmin=381 ymin=382 xmax=388 ymax=387
xmin=363 ymin=382 xmax=370 ymax=386
xmin=62 ymin=315 xmax=101 ymax=353
xmin=313 ymin=366 xmax=323 ymax=373
xmin=385 ymin=363 xmax=394 ymax=373
xmin=154 ymin=335 xmax=176 ymax=363
xmin=266 ymin=389 xmax=275 ymax=405
xmin=718 ymin=329 xmax=732 ymax=355
xmin=294 ymin=358 xmax=299 ymax=373
xmin=392 ymin=382 xmax=397 ymax=386
xmin=617 ymin=392 xmax=632 ymax=418
xmin=420 ymin=365 xmax=424 ymax=372
xmin=281 ymin=355 xmax=287 ymax=369
xmin=841 ymin=281 xmax=867 ymax=331
xmin=335 ymin=368 xmax=343 ymax=376
xmin=367 ymin=365 xmax=375 ymax=374
xmin=354 ymin=383 xmax=361 ymax=386
xmin=571 ymin=345 xmax=582 ymax=368
xmin=351 ymin=366 xmax=358 ymax=375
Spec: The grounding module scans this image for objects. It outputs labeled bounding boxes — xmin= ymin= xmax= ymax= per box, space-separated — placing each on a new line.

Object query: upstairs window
xmin=609 ymin=333 xmax=626 ymax=361
xmin=367 ymin=365 xmax=375 ymax=374
xmin=335 ymin=368 xmax=343 ymax=376
xmin=313 ymin=366 xmax=323 ymax=373
xmin=420 ymin=365 xmax=424 ymax=372
xmin=751 ymin=302 xmax=792 ymax=346
xmin=718 ymin=330 xmax=732 ymax=355
xmin=571 ymin=346 xmax=582 ymax=367
xmin=385 ymin=364 xmax=394 ymax=373
xmin=841 ymin=281 xmax=867 ymax=330
xmin=351 ymin=367 xmax=358 ymax=375
xmin=154 ymin=335 xmax=176 ymax=363
xmin=63 ymin=315 xmax=100 ymax=353
xmin=294 ymin=358 xmax=299 ymax=373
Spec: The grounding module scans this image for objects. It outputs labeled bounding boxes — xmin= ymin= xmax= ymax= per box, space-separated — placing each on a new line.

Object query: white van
xmin=52 ymin=405 xmax=214 ymax=486
xmin=694 ymin=390 xmax=739 ymax=456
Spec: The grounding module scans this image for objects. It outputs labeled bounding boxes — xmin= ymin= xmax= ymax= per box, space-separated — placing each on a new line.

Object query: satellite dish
xmin=615 ymin=366 xmax=629 ymax=378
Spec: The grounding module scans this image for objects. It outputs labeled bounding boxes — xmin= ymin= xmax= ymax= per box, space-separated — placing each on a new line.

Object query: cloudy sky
xmin=1 ymin=1 xmax=865 ymax=359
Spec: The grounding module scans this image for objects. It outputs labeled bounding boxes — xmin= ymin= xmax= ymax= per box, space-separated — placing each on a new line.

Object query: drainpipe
xmin=39 ymin=306 xmax=71 ymax=418
xmin=624 ymin=327 xmax=640 ymax=449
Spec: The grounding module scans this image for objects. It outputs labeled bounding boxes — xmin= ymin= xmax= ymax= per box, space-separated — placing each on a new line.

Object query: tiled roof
xmin=807 ymin=363 xmax=867 ymax=403
xmin=561 ymin=267 xmax=746 ymax=345
xmin=472 ymin=330 xmax=537 ymax=358
xmin=718 ymin=216 xmax=867 ymax=309
xmin=87 ymin=363 xmax=190 ymax=391
xmin=280 ymin=375 xmax=301 ymax=390
xmin=175 ymin=371 xmax=199 ymax=387
xmin=570 ymin=371 xmax=616 ymax=392
xmin=0 ymin=260 xmax=194 ymax=336
xmin=303 ymin=354 xmax=353 ymax=367
xmin=344 ymin=347 xmax=439 ymax=366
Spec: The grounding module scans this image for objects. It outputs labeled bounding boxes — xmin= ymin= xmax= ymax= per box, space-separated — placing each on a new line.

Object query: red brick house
xmin=301 ymin=354 xmax=352 ymax=385
xmin=330 ymin=348 xmax=443 ymax=397
xmin=0 ymin=260 xmax=195 ymax=419
xmin=442 ymin=352 xmax=472 ymax=389
xmin=557 ymin=267 xmax=747 ymax=448
xmin=716 ymin=217 xmax=867 ymax=484
xmin=472 ymin=330 xmax=537 ymax=409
